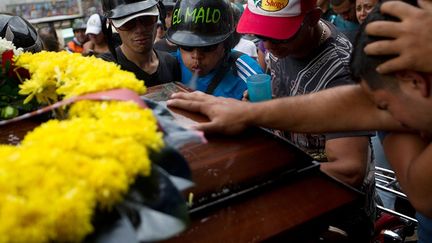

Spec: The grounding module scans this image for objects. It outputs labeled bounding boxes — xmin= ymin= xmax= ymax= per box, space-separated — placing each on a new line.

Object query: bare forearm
xmin=167 ymin=85 xmax=402 ymax=135
xmin=251 ymin=85 xmax=401 ymax=133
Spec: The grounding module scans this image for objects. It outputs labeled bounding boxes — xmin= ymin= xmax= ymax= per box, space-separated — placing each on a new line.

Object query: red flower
xmin=1 ymin=50 xmax=30 ymax=81
xmin=1 ymin=49 xmax=14 ymax=74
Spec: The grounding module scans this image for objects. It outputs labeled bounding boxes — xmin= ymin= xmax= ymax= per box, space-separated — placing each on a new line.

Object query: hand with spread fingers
xmin=167 ymin=91 xmax=254 ymax=134
xmin=364 ymin=0 xmax=432 ymax=73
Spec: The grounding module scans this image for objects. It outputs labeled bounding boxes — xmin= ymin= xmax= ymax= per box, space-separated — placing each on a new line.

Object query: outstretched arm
xmin=167 ymin=84 xmax=401 ymax=134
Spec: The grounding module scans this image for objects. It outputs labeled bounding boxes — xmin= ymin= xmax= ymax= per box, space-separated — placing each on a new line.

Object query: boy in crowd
xmin=66 ymin=19 xmax=88 ymax=53
xmin=166 ymin=0 xmax=263 ymax=99
xmin=101 ymin=0 xmax=180 ymax=87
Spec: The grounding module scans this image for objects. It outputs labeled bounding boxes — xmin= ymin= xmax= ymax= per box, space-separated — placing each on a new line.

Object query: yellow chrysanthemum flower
xmin=15 ymin=51 xmax=146 ymax=104
xmin=0 ymin=51 xmax=166 ymax=243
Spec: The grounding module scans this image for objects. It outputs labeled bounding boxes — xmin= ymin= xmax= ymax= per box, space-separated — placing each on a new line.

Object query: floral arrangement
xmin=0 ymin=37 xmax=32 ymax=119
xmin=0 ymin=41 xmax=192 ymax=242
xmin=16 ymin=51 xmax=145 ymax=104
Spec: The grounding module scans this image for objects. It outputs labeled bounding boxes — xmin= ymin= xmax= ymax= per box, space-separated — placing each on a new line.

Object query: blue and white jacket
xmin=176 ymin=50 xmax=264 ymax=99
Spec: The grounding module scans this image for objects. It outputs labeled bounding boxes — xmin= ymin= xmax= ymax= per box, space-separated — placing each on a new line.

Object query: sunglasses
xmin=116 ymin=16 xmax=157 ymax=31
xmin=179 ymin=44 xmax=220 ymax=53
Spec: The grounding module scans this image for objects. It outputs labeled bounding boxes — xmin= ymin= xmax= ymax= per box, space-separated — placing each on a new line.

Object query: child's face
xmin=361 ymin=77 xmax=432 ymax=134
xmin=179 ymin=43 xmax=225 ymax=76
xmin=74 ymin=29 xmax=87 ymax=43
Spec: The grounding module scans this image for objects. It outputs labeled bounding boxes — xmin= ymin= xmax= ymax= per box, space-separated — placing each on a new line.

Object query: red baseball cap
xmin=237 ymin=0 xmax=316 ymax=40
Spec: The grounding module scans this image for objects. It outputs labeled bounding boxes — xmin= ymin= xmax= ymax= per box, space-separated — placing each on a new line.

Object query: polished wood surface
xmin=0 ymin=119 xmax=40 ymax=145
xmin=145 ymin=83 xmax=361 ymax=242
xmin=1 ymin=83 xmax=361 ymax=242
xmin=145 ymin=83 xmax=315 ymax=202
xmin=166 ymin=173 xmax=359 ymax=242
xmin=181 ymin=130 xmax=314 ymax=204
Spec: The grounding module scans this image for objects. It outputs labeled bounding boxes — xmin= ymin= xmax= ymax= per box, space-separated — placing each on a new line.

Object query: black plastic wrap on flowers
xmin=144 ymin=97 xmax=200 ymax=191
xmin=142 ymin=97 xmax=206 ymax=150
xmin=87 ymin=165 xmax=190 ymax=243
xmin=150 ymin=146 xmax=194 ymax=191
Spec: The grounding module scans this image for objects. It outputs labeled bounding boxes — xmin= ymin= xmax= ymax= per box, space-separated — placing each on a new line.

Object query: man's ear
xmin=396 ymin=71 xmax=431 ymax=98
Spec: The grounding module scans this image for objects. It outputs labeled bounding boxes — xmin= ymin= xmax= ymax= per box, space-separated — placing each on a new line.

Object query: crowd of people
xmin=1 ymin=0 xmax=432 ymax=242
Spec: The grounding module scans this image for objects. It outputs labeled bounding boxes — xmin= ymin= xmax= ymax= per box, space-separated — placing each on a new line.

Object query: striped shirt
xmin=270 ymin=20 xmax=376 ymax=225
xmin=271 ymin=20 xmax=355 ymax=154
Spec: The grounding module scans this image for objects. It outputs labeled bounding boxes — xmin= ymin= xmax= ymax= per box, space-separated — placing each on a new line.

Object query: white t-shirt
xmin=234 ymin=38 xmax=258 ymax=59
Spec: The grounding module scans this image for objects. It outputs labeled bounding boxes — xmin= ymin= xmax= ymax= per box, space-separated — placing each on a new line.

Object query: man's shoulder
xmin=320 ymin=22 xmax=353 ymax=65
xmin=322 ymin=20 xmax=352 ymax=46
xmin=99 ymin=47 xmax=129 ymax=63
xmin=154 ymin=49 xmax=181 ymax=82
xmin=325 ymin=35 xmax=352 ymax=69
xmin=154 ymin=39 xmax=178 ymax=53
xmin=325 ymin=18 xmax=359 ymax=43
xmin=155 ymin=49 xmax=176 ymax=61
xmin=155 ymin=49 xmax=179 ymax=71
xmin=99 ymin=51 xmax=116 ymax=62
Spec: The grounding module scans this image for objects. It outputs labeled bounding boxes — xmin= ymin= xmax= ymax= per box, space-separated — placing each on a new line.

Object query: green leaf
xmin=0 ymin=106 xmax=18 ymax=119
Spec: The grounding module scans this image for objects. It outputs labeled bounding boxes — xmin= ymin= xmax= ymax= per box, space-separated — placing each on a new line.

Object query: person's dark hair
xmin=38 ymin=26 xmax=61 ymax=51
xmin=350 ymin=1 xmax=417 ymax=90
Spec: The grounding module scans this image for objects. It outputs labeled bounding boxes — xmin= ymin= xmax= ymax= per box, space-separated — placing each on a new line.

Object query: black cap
xmin=102 ymin=0 xmax=158 ymax=19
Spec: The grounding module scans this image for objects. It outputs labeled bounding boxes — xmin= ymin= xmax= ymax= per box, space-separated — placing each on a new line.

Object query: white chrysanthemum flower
xmin=0 ymin=37 xmax=23 ymax=56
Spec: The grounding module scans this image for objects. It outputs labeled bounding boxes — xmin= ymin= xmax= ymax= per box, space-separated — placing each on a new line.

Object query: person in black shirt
xmin=153 ymin=0 xmax=178 ymax=55
xmin=100 ymin=0 xmax=180 ymax=87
